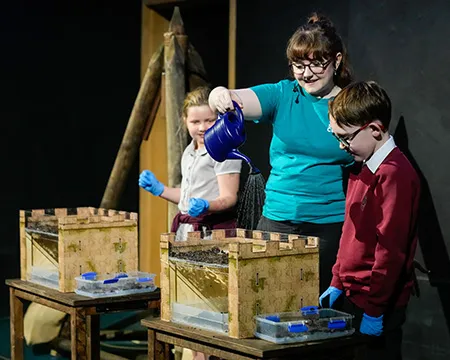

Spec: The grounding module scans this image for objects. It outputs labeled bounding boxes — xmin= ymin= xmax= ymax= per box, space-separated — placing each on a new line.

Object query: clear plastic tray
xmin=172 ymin=302 xmax=229 ymax=334
xmin=29 ymin=266 xmax=59 ymax=290
xmin=255 ymin=306 xmax=354 ymax=344
xmin=75 ymin=271 xmax=156 ymax=298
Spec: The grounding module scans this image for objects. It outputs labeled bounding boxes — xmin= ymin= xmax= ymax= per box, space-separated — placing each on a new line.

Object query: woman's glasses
xmin=290 ymin=59 xmax=333 ymax=75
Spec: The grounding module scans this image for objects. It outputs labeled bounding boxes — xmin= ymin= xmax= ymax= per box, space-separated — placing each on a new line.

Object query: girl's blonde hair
xmin=181 ymin=86 xmax=212 ymax=121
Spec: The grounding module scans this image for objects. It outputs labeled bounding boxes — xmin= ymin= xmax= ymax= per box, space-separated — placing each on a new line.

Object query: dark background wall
xmin=0 ymin=1 xmax=143 ymax=316
xmin=2 ymin=1 xmax=449 ymax=358
xmin=237 ymin=1 xmax=450 ymax=359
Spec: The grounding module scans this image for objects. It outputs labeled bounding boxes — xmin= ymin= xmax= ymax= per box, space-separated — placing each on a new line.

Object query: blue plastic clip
xmin=115 ymin=273 xmax=128 ymax=279
xmin=288 ymin=324 xmax=308 ymax=333
xmin=81 ymin=272 xmax=97 ymax=280
xmin=137 ymin=277 xmax=152 ymax=282
xmin=265 ymin=315 xmax=280 ymax=322
xmin=301 ymin=305 xmax=319 ymax=316
xmin=328 ymin=319 xmax=346 ymax=329
xmin=103 ymin=278 xmax=119 ymax=284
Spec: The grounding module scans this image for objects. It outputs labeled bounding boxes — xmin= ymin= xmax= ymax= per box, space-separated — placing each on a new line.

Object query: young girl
xmin=139 ymin=86 xmax=242 ymax=241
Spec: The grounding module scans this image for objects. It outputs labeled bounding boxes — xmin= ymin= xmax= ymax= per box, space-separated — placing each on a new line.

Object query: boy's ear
xmin=369 ymin=122 xmax=384 ymax=138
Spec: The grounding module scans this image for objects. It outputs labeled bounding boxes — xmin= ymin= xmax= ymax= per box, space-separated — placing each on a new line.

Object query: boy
xmin=319 ymin=81 xmax=420 ymax=359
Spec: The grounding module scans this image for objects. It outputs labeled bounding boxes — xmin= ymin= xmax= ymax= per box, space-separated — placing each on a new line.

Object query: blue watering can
xmin=204 ymin=101 xmax=260 ymax=174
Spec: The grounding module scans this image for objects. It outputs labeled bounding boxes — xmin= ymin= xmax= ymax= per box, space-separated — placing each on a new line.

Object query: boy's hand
xmin=360 ymin=313 xmax=383 ymax=336
xmin=188 ymin=198 xmax=209 ymax=217
xmin=138 ymin=170 xmax=164 ymax=196
xmin=319 ymin=286 xmax=343 ymax=308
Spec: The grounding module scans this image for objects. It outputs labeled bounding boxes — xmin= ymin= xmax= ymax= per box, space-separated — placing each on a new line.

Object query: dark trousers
xmin=256 ymin=215 xmax=343 ymax=294
xmin=338 ymin=296 xmax=406 ymax=360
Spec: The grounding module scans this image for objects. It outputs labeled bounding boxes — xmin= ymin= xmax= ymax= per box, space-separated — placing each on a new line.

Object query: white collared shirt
xmin=365 ymin=136 xmax=397 ymax=174
xmin=178 ymin=140 xmax=242 ymax=213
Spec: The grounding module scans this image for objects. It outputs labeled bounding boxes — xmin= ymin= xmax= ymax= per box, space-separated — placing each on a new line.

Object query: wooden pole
xmin=100 ymin=44 xmax=164 ymax=210
xmin=164 ymin=7 xmax=189 ymax=226
xmin=187 ymin=43 xmax=210 ymax=90
xmin=228 ymin=0 xmax=237 ymax=89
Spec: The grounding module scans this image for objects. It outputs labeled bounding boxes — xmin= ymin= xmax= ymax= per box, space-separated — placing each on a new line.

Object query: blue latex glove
xmin=188 ymin=198 xmax=210 ymax=217
xmin=138 ymin=170 xmax=164 ymax=196
xmin=360 ymin=313 xmax=383 ymax=336
xmin=319 ymin=286 xmax=343 ymax=308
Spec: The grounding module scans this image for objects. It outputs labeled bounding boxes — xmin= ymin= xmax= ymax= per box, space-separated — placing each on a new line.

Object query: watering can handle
xmin=231 ymin=100 xmax=244 ymax=125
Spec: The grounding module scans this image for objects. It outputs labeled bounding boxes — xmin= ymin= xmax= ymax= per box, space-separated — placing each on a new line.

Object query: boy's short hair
xmin=329 ymin=81 xmax=392 ymax=129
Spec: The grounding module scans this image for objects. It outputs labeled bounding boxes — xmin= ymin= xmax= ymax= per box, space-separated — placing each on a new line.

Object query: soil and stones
xmin=169 ymin=246 xmax=228 ymax=265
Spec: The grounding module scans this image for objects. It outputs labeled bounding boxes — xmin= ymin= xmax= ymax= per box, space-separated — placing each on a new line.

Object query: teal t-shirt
xmin=250 ymin=79 xmax=353 ymax=224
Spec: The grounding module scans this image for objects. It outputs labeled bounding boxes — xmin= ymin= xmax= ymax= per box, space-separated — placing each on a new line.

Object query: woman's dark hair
xmin=286 ymin=13 xmax=352 ymax=88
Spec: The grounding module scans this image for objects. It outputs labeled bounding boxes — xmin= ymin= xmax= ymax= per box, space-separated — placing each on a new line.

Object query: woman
xmin=208 ymin=14 xmax=354 ymax=293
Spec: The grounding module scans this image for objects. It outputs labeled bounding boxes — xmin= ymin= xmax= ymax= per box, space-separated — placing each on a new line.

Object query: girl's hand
xmin=188 ymin=198 xmax=210 ymax=217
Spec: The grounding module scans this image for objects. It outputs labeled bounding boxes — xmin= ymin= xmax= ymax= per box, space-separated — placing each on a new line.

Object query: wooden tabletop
xmin=142 ymin=318 xmax=365 ymax=359
xmin=6 ymin=279 xmax=160 ymax=307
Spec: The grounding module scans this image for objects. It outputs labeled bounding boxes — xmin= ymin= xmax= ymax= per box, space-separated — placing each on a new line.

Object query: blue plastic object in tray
xmin=75 ymin=271 xmax=157 ymax=298
xmin=255 ymin=308 xmax=354 ymax=344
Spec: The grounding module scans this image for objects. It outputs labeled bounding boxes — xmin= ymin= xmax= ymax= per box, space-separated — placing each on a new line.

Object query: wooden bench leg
xmin=87 ymin=314 xmax=100 ymax=360
xmin=71 ymin=308 xmax=88 ymax=360
xmin=148 ymin=329 xmax=166 ymax=360
xmin=10 ymin=288 xmax=24 ymax=360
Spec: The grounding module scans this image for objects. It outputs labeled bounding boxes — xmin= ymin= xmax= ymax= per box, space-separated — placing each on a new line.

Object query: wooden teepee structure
xmin=100 ymin=7 xmax=209 ymax=217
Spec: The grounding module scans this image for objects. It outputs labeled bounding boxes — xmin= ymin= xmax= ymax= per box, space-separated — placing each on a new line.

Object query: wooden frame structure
xmin=20 ymin=207 xmax=138 ymax=292
xmin=160 ymin=229 xmax=319 ymax=339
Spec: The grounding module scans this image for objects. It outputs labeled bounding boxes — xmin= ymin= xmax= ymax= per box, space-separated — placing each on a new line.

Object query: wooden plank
xmin=148 ymin=329 xmax=165 ymax=360
xmin=19 ymin=211 xmax=27 ymax=280
xmin=142 ymin=318 xmax=268 ymax=357
xmin=228 ymin=0 xmax=237 ymax=89
xmin=59 ymin=216 xmax=138 ymax=292
xmin=6 ymin=279 xmax=160 ymax=308
xmin=164 ymin=7 xmax=189 ymax=226
xmin=157 ymin=333 xmax=257 ymax=360
xmin=142 ymin=319 xmax=366 ymax=359
xmin=228 ymin=240 xmax=319 ymax=338
xmin=139 ymin=5 xmax=169 ymax=287
xmin=142 ymin=83 xmax=162 ymax=141
xmin=13 ymin=288 xmax=73 ymax=314
xmin=71 ymin=308 xmax=88 ymax=360
xmin=100 ymin=39 xmax=164 ymax=210
xmin=87 ymin=315 xmax=100 ymax=360
xmin=10 ymin=288 xmax=24 ymax=360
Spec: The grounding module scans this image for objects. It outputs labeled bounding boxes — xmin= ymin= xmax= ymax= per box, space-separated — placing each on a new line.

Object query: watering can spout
xmin=228 ymin=150 xmax=260 ymax=174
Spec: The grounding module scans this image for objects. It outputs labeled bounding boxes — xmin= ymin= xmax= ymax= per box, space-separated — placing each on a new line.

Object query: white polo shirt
xmin=178 ymin=140 xmax=242 ymax=214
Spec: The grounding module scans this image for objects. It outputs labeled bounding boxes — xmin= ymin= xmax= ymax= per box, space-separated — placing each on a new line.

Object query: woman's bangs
xmin=290 ymin=34 xmax=331 ymax=61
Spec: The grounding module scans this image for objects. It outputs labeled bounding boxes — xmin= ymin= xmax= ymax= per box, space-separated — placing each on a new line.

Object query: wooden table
xmin=142 ymin=318 xmax=366 ymax=360
xmin=6 ymin=279 xmax=161 ymax=360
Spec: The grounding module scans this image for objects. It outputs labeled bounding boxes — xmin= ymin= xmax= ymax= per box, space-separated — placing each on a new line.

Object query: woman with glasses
xmin=208 ymin=13 xmax=354 ymax=294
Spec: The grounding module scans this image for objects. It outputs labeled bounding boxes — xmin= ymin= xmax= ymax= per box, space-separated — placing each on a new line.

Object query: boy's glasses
xmin=290 ymin=59 xmax=333 ymax=75
xmin=332 ymin=122 xmax=372 ymax=148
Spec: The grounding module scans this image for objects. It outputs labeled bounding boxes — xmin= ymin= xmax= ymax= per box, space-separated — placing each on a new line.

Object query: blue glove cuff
xmin=363 ymin=313 xmax=384 ymax=321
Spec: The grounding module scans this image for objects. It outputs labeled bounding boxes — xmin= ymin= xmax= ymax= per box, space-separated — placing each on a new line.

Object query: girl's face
xmin=185 ymin=105 xmax=217 ymax=148
xmin=292 ymin=52 xmax=341 ymax=97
